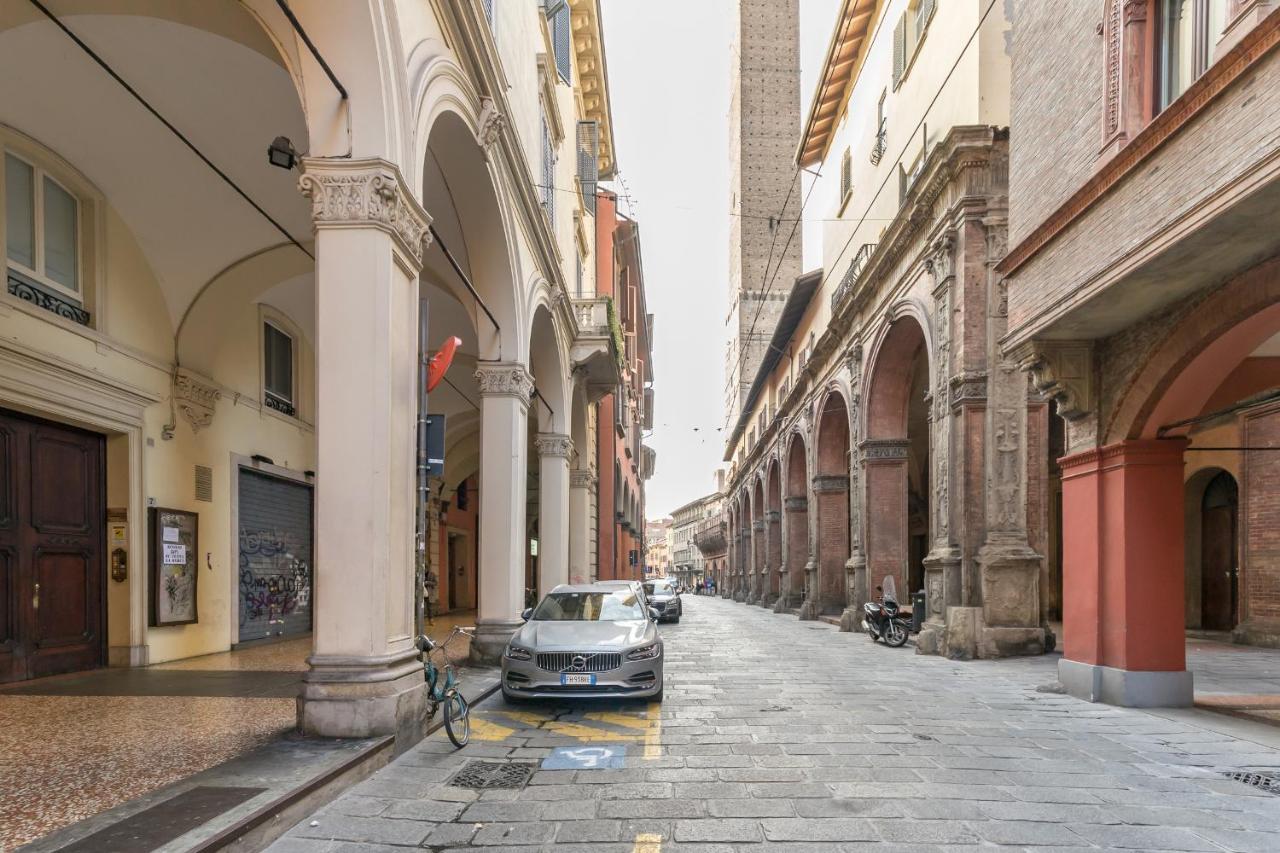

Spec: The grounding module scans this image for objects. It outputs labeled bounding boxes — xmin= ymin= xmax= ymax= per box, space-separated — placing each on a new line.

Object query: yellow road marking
xmin=490 ymin=710 xmax=547 ymax=725
xmin=543 ymin=721 xmax=643 ymax=742
xmin=643 ymin=701 xmax=662 ymax=760
xmin=582 ymin=711 xmax=653 ymax=731
xmin=633 ymin=832 xmax=663 ymax=853
xmin=468 ymin=718 xmax=517 ymax=741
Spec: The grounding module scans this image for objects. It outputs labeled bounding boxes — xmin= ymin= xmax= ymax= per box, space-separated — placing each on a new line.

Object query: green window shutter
xmin=892 ymin=13 xmax=906 ymax=88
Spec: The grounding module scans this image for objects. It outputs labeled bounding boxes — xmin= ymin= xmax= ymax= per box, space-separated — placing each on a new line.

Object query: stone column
xmin=921 ymin=235 xmax=962 ymax=654
xmin=536 ymin=434 xmax=572 ymax=595
xmin=296 ymin=158 xmax=432 ymax=740
xmin=749 ymin=519 xmax=765 ymax=604
xmin=472 ymin=363 xmax=534 ymax=663
xmin=972 ymin=216 xmax=1046 ymax=660
xmin=779 ymin=495 xmax=807 ymax=612
xmin=569 ymin=467 xmax=595 ymax=584
xmin=762 ymin=509 xmax=781 ymax=607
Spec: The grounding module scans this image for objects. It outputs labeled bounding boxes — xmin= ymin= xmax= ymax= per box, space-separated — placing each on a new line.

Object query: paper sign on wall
xmin=163 ymin=527 xmax=180 ymax=543
xmin=163 ymin=543 xmax=187 ymax=565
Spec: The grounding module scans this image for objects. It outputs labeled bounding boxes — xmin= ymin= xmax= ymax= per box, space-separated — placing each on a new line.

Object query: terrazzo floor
xmin=0 ymin=613 xmax=478 ymax=852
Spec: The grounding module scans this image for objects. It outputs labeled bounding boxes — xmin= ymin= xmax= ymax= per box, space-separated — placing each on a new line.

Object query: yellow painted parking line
xmin=468 ymin=717 xmax=517 ymax=741
xmin=633 ymin=832 xmax=663 ymax=853
xmin=490 ymin=710 xmax=547 ymax=726
xmin=643 ymin=701 xmax=661 ymax=760
xmin=582 ymin=710 xmax=653 ymax=731
xmin=543 ymin=721 xmax=644 ymax=742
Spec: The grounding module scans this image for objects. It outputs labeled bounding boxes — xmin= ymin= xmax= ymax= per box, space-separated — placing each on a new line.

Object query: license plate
xmin=561 ymin=673 xmax=595 ymax=686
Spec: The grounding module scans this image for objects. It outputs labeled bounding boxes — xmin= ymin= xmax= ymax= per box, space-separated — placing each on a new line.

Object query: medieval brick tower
xmin=724 ymin=0 xmax=804 ymax=434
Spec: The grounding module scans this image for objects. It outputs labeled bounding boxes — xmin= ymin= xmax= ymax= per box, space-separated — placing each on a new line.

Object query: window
xmin=871 ymin=90 xmax=888 ymax=165
xmin=577 ymin=120 xmax=599 ymax=216
xmin=540 ymin=113 xmax=555 ymax=226
xmin=5 ymin=151 xmax=80 ymax=299
xmin=839 ymin=147 xmax=852 ymax=207
xmin=263 ymin=321 xmax=295 ymax=417
xmin=545 ymin=0 xmax=572 ymax=83
xmin=893 ymin=0 xmax=936 ymax=89
xmin=1158 ymin=0 xmax=1229 ymax=111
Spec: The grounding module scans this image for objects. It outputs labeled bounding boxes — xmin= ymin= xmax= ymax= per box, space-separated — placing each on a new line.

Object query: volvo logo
xmin=570 ymin=655 xmax=587 ymax=671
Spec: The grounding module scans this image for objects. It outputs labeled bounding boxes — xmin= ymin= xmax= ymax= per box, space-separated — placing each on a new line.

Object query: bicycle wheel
xmin=884 ymin=619 xmax=908 ymax=647
xmin=443 ymin=688 xmax=470 ymax=748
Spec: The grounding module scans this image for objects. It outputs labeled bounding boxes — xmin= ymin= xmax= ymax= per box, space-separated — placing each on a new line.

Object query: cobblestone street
xmin=268 ymin=596 xmax=1280 ymax=852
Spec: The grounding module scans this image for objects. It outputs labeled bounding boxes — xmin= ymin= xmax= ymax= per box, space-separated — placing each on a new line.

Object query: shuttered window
xmin=577 ymin=120 xmax=599 ymax=216
xmin=839 ymin=147 xmax=852 ymax=204
xmin=540 ymin=114 xmax=555 ymax=227
xmin=263 ymin=321 xmax=295 ymax=416
xmin=547 ymin=1 xmax=572 ymax=83
xmin=892 ymin=14 xmax=906 ymax=88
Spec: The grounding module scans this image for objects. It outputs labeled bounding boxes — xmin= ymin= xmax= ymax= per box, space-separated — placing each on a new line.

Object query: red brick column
xmin=813 ymin=475 xmax=850 ymax=615
xmin=766 ymin=510 xmax=782 ymax=600
xmin=863 ymin=440 xmax=909 ymax=601
xmin=1058 ymin=439 xmax=1192 ymax=706
xmin=783 ymin=496 xmax=808 ymax=609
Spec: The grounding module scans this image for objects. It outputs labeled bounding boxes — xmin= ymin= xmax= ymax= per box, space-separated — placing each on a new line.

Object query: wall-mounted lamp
xmin=251 ymin=454 xmax=275 ymax=466
xmin=267 ymin=136 xmax=299 ymax=171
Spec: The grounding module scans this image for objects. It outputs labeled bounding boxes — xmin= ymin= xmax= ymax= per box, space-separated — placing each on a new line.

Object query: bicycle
xmin=417 ymin=625 xmax=472 ymax=748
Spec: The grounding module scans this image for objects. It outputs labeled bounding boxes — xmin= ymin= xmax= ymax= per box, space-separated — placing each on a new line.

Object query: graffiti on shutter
xmin=237 ymin=469 xmax=313 ymax=643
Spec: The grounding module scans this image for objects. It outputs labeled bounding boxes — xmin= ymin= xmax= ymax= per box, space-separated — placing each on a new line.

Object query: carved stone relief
xmin=298 ymin=158 xmax=433 ymax=266
xmin=173 ymin=369 xmax=220 ymax=433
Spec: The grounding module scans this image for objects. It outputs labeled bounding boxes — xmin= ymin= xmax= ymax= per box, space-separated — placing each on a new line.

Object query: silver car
xmin=643 ymin=577 xmax=682 ymax=623
xmin=502 ymin=584 xmax=664 ymax=702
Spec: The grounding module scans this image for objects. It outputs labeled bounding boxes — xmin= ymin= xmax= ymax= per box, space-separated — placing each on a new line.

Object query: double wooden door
xmin=0 ymin=409 xmax=105 ymax=683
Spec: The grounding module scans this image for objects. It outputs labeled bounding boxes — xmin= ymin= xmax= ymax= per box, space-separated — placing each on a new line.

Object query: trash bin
xmin=911 ymin=589 xmax=926 ymax=634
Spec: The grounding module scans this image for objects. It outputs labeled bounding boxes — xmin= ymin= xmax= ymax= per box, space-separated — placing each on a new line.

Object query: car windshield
xmin=531 ymin=590 xmax=645 ymax=621
xmin=644 ymin=580 xmax=674 ymax=596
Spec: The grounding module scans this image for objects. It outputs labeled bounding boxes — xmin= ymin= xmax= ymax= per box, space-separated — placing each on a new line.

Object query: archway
xmin=814 ymin=391 xmax=851 ymax=616
xmin=864 ymin=316 xmax=931 ymax=608
xmin=784 ymin=434 xmax=810 ymax=612
xmin=765 ymin=458 xmax=783 ymax=606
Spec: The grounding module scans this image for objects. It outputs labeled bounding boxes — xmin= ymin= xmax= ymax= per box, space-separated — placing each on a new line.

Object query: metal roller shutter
xmin=237 ymin=469 xmax=314 ymax=644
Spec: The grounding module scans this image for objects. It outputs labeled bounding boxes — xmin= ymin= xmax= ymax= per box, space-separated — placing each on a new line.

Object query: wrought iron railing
xmin=830 ymin=242 xmax=877 ymax=312
xmin=870 ymin=120 xmax=887 ymax=166
xmin=7 ymin=269 xmax=89 ymax=326
xmin=264 ymin=392 xmax=296 ymax=418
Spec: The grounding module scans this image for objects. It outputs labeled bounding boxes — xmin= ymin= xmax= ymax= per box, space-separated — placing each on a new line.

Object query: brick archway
xmin=814 ymin=391 xmax=851 ymax=615
xmin=784 ymin=434 xmax=810 ymax=610
xmin=864 ymin=315 xmax=930 ymax=602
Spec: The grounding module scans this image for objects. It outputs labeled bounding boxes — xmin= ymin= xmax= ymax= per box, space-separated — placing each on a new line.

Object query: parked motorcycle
xmin=862 ymin=576 xmax=909 ymax=647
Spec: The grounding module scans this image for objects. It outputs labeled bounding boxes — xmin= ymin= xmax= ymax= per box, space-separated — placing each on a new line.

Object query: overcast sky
xmin=600 ymin=0 xmax=841 ymax=520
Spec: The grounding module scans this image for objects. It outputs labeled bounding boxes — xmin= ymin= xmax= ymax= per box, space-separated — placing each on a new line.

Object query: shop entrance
xmin=236 ymin=468 xmax=314 ymax=645
xmin=0 ymin=408 xmax=105 ymax=682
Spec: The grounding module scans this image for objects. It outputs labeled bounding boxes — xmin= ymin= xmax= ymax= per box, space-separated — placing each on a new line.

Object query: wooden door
xmin=1202 ymin=505 xmax=1236 ymax=631
xmin=0 ymin=409 xmax=105 ymax=682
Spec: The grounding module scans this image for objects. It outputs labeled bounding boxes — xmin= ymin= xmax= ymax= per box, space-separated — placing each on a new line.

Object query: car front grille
xmin=536 ymin=651 xmax=622 ymax=673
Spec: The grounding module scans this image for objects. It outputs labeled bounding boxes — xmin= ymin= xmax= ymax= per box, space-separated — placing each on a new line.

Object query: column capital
xmin=783 ymin=495 xmax=808 ymax=512
xmin=474 ymin=363 xmax=535 ymax=403
xmin=859 ymin=439 xmax=908 ymax=461
xmin=298 ymin=157 xmax=433 ymax=267
xmin=1010 ymin=340 xmax=1094 ymax=420
xmin=812 ymin=474 xmax=850 ymax=494
xmin=535 ymin=433 xmax=574 ymax=459
xmin=570 ymin=467 xmax=597 ymax=489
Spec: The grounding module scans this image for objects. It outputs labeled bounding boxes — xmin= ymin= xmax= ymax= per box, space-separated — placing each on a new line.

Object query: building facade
xmin=595 ymin=189 xmax=655 ymax=583
xmin=645 ymin=518 xmax=672 ymax=577
xmin=1004 ymin=0 xmax=1280 ymax=706
xmin=671 ymin=492 xmax=723 ymax=588
xmin=719 ymin=0 xmax=1051 ymax=660
xmin=0 ymin=0 xmax=643 ymax=741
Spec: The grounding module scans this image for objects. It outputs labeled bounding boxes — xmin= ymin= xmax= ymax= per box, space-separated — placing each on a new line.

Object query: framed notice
xmin=149 ymin=507 xmax=199 ymax=627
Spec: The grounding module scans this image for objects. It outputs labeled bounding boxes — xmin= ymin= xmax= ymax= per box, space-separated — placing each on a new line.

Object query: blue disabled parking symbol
xmin=541 ymin=744 xmax=627 ymax=770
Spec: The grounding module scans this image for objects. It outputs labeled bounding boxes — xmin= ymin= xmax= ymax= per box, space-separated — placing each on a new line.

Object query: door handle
xmin=32 ymin=582 xmax=39 ymax=610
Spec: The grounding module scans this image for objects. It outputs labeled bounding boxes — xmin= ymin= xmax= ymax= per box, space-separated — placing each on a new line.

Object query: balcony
xmin=570 ymin=296 xmax=622 ymax=402
xmin=830 ymin=242 xmax=877 ymax=313
xmin=693 ymin=516 xmax=726 ymax=557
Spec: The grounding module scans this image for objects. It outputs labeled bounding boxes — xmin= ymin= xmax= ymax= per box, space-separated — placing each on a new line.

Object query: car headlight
xmin=627 ymin=643 xmax=660 ymax=661
xmin=505 ymin=645 xmax=532 ymax=661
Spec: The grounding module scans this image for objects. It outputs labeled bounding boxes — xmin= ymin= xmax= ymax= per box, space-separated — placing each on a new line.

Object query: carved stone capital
xmin=1010 ymin=341 xmax=1094 ymax=420
xmin=474 ymin=363 xmax=535 ymax=403
xmin=298 ymin=158 xmax=433 ymax=266
xmin=535 ymin=433 xmax=574 ymax=459
xmin=859 ymin=439 xmax=908 ymax=461
xmin=752 ymin=520 xmax=765 ymax=532
xmin=476 ymin=97 xmax=506 ymax=150
xmin=950 ymin=372 xmax=989 ymax=408
xmin=570 ymin=467 xmax=596 ymax=489
xmin=783 ymin=496 xmax=808 ymax=513
xmin=764 ymin=510 xmax=781 ymax=524
xmin=811 ymin=474 xmax=850 ymax=494
xmin=173 ymin=368 xmax=220 ymax=433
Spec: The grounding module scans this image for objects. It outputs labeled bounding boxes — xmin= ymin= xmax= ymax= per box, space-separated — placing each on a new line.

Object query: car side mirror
xmin=648 ymin=607 xmax=661 ymax=621
xmin=521 ymin=608 xmax=533 ymax=621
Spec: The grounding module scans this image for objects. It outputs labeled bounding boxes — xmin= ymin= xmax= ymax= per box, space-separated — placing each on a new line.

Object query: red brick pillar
xmin=813 ymin=474 xmax=850 ymax=615
xmin=750 ymin=519 xmax=765 ymax=604
xmin=863 ymin=440 xmax=909 ymax=602
xmin=783 ymin=496 xmax=808 ymax=609
xmin=1058 ymin=439 xmax=1192 ymax=706
xmin=766 ymin=510 xmax=782 ymax=602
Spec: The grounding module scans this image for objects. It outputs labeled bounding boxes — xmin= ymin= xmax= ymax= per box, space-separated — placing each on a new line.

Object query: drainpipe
xmin=414 ymin=298 xmax=430 ymax=647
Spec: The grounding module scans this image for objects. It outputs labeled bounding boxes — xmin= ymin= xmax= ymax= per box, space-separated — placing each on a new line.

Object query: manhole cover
xmin=1222 ymin=770 xmax=1280 ymax=794
xmin=449 ymin=761 xmax=536 ymax=790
